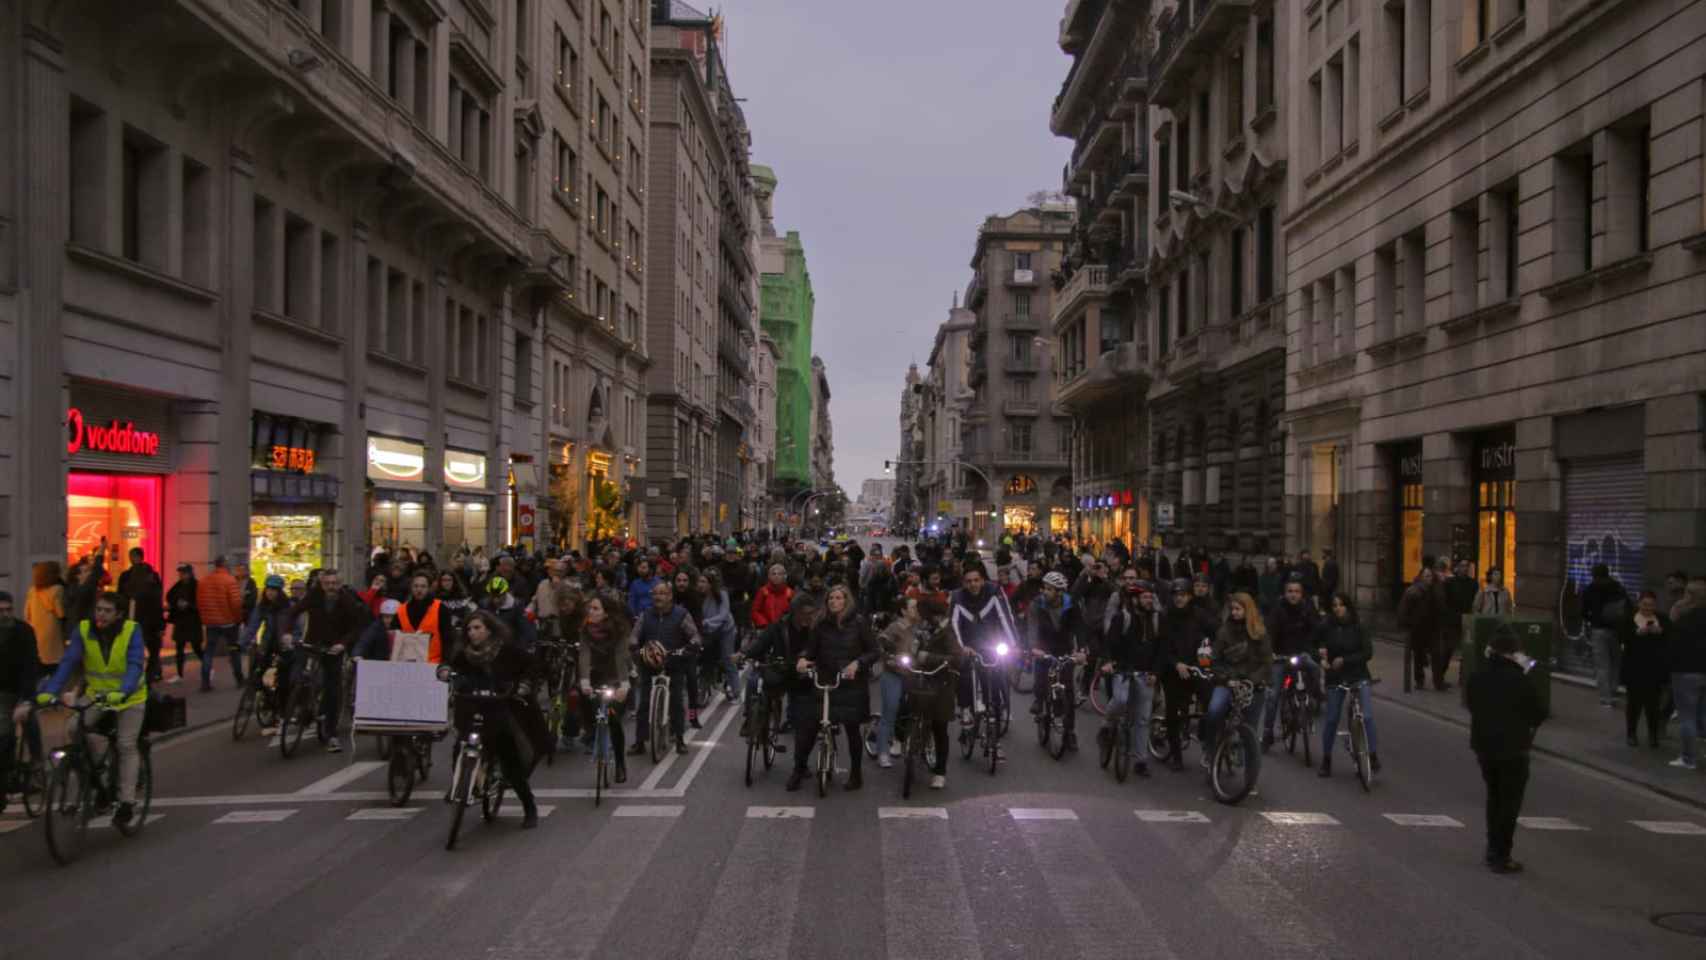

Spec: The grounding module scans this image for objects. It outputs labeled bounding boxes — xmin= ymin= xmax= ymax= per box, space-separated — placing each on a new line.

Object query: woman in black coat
xmin=789 ymin=583 xmax=880 ymax=792
xmin=1621 ymin=590 xmax=1670 ymax=748
xmin=447 ymin=610 xmax=548 ymax=827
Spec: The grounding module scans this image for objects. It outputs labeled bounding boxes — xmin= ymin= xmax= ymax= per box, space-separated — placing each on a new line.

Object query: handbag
xmin=143 ymin=691 xmax=188 ymax=733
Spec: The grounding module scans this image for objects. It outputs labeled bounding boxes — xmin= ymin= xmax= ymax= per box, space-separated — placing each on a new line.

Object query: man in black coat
xmin=1467 ymin=624 xmax=1546 ymax=874
xmin=0 ymin=591 xmax=42 ymax=815
xmin=118 ymin=548 xmax=167 ymax=682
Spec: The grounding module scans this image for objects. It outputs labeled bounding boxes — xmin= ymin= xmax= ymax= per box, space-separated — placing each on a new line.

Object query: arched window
xmin=1006 ymin=474 xmax=1038 ymax=496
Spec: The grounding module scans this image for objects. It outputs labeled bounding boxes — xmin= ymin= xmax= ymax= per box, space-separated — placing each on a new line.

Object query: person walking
xmin=1473 ymin=567 xmax=1513 ymax=617
xmin=1398 ymin=562 xmax=1443 ymax=691
xmin=196 ymin=556 xmax=246 ymax=691
xmin=117 ymin=548 xmax=166 ymax=684
xmin=1439 ymin=559 xmax=1479 ymax=691
xmin=0 ymin=591 xmax=42 ymax=816
xmin=1621 ymin=591 xmax=1669 ymax=749
xmin=1467 ymin=624 xmax=1546 ymax=874
xmin=1667 ymin=579 xmax=1706 ymax=771
xmin=25 ymin=562 xmax=66 ymax=675
xmin=1581 ymin=563 xmax=1629 ymax=707
xmin=165 ymin=563 xmax=204 ymax=685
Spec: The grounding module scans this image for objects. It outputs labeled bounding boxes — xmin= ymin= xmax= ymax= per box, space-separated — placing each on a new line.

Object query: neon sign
xmin=67 ymin=408 xmax=161 ymax=457
xmin=270 ymin=445 xmax=317 ymax=473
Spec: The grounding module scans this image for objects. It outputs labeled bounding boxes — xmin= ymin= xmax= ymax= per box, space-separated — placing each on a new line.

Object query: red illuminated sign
xmin=66 ymin=407 xmax=161 ymax=457
xmin=270 ymin=444 xmax=317 ymax=473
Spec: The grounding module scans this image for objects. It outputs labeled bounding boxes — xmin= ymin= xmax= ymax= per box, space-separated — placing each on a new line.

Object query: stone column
xmin=342 ymin=221 xmax=373 ymax=574
xmin=217 ymin=150 xmax=258 ymax=565
xmin=1513 ymin=416 xmax=1561 ymax=619
xmin=426 ymin=271 xmax=448 ymax=552
xmin=1421 ymin=431 xmax=1472 ymax=567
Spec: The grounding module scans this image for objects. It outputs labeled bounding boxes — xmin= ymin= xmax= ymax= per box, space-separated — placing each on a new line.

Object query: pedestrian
xmin=117 ymin=548 xmax=166 ymax=683
xmin=1440 ymin=559 xmax=1478 ymax=691
xmin=1621 ymin=591 xmax=1669 ymax=749
xmin=196 ymin=555 xmax=246 ymax=691
xmin=1319 ymin=549 xmax=1341 ymax=605
xmin=0 ymin=591 xmax=42 ymax=816
xmin=1398 ymin=560 xmax=1443 ymax=691
xmin=1467 ymin=623 xmax=1545 ymax=874
xmin=1667 ymin=579 xmax=1706 ymax=771
xmin=1473 ymin=567 xmax=1513 ymax=617
xmin=25 ymin=561 xmax=67 ymax=673
xmin=166 ymin=563 xmax=205 ymax=683
xmin=1664 ymin=570 xmax=1690 ymax=622
xmin=1581 ymin=563 xmax=1629 ymax=707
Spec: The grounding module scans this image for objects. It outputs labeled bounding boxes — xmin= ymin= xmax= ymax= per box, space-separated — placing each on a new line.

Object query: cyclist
xmin=628 ymin=580 xmax=700 ymax=757
xmin=577 ymin=591 xmax=633 ymax=783
xmin=480 ymin=576 xmax=537 ymax=652
xmin=789 ymin=583 xmax=879 ymax=792
xmin=1262 ymin=578 xmax=1322 ymax=750
xmin=1315 ymin=592 xmax=1380 ymax=776
xmin=397 ymin=572 xmax=450 ymax=664
xmin=1160 ymin=580 xmax=1213 ymax=771
xmin=447 ymin=610 xmax=545 ymax=828
xmin=242 ymin=576 xmax=293 ymax=735
xmin=900 ymin=595 xmax=963 ymax=790
xmin=1200 ymin=592 xmax=1272 ymax=768
xmin=286 ymin=569 xmax=369 ymax=753
xmin=750 ymin=563 xmax=795 ymax=633
xmin=36 ymin=592 xmax=146 ymax=826
xmin=1100 ymin=579 xmax=1161 ymax=777
xmin=874 ymin=593 xmax=928 ymax=766
xmin=737 ymin=593 xmax=816 ymax=745
xmin=0 ymin=591 xmax=43 ymax=815
xmin=1027 ymin=572 xmax=1084 ymax=751
xmin=626 ymin=559 xmax=660 ymax=618
xmin=950 ymin=563 xmax=1019 ymax=733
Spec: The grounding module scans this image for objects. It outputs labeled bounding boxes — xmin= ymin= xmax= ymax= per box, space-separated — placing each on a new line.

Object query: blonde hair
xmin=1228 ymin=592 xmax=1266 ymax=640
xmin=826 ymin=583 xmax=857 ymax=622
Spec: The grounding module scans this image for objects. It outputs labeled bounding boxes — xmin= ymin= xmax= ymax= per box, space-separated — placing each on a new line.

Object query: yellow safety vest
xmin=79 ymin=620 xmax=148 ymax=711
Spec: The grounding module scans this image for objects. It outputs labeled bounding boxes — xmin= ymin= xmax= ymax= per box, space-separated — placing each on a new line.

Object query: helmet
xmin=1042 ymin=571 xmax=1070 ymax=590
xmin=486 ymin=576 xmax=510 ymax=596
xmin=264 ymin=575 xmax=285 ymax=589
xmin=640 ymin=641 xmax=667 ymax=671
xmin=380 ymin=599 xmax=402 ymax=617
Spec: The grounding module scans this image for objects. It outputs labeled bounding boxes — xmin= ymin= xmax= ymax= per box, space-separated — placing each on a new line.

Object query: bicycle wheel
xmin=387 ymin=747 xmax=414 ymax=807
xmin=255 ymin=686 xmax=279 ymax=730
xmin=1035 ymin=701 xmax=1052 ymax=749
xmin=19 ymin=746 xmax=47 ymax=819
xmin=1011 ymin=657 xmax=1034 ymax=693
xmin=1281 ymin=695 xmax=1298 ymax=756
xmin=232 ymin=685 xmax=255 ymax=741
xmin=745 ymin=731 xmax=758 ymax=788
xmin=986 ymin=717 xmax=1000 ymax=776
xmin=280 ymin=684 xmax=313 ymax=758
xmin=546 ymin=695 xmax=566 ymax=767
xmin=649 ymin=687 xmax=669 ymax=764
xmin=1350 ymin=713 xmax=1372 ymax=792
xmin=1210 ymin=724 xmax=1259 ymax=805
xmin=114 ymin=744 xmax=152 ymax=838
xmin=445 ymin=755 xmax=475 ymax=851
xmin=1087 ymin=675 xmax=1110 ymax=717
xmin=816 ymin=732 xmax=832 ymax=798
xmin=43 ymin=760 xmax=90 ymax=865
xmin=901 ymin=725 xmax=918 ymax=799
xmin=1301 ymin=701 xmax=1316 ymax=768
xmin=864 ymin=714 xmax=880 ymax=759
xmin=997 ymin=691 xmax=1012 ymax=738
xmin=1113 ymin=723 xmax=1130 ymax=783
xmin=960 ymin=713 xmax=977 ymax=761
xmin=1098 ymin=723 xmax=1114 ymax=769
xmin=1046 ymin=696 xmax=1069 ymax=762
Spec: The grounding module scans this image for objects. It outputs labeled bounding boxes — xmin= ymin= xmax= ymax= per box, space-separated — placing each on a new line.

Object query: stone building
xmin=749 ymin=334 xmax=780 ymax=531
xmin=1278 ymin=0 xmax=1706 ymax=651
xmin=892 ymin=362 xmax=924 ymax=531
xmin=810 ymin=354 xmax=835 ymax=490
xmin=753 ymin=164 xmax=817 ymax=505
xmin=917 ymin=298 xmax=977 ymax=532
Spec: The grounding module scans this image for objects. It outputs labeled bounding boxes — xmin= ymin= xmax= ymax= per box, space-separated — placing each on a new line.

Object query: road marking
xmin=879 ymin=806 xmax=948 ymax=820
xmin=613 ymin=804 xmax=685 ymax=818
xmin=1630 ymin=820 xmax=1706 ymax=835
xmin=153 ymin=791 xmax=388 ymax=807
xmin=1518 ymin=816 xmax=1587 ymax=831
xmin=152 ymin=721 xmax=230 ymax=754
xmin=1135 ymin=810 xmax=1210 ymax=823
xmin=687 ymin=798 xmax=812 ymax=959
xmin=1010 ymin=808 xmax=1077 ymax=821
xmin=880 ymin=798 xmax=983 ymax=960
xmin=91 ymin=814 xmax=164 ymax=829
xmin=213 ymin=809 xmax=298 ymax=824
xmin=637 ymin=691 xmax=730 ymax=792
xmin=747 ymin=805 xmax=814 ymax=819
xmin=0 ymin=821 xmax=29 ymax=835
xmin=493 ymin=804 xmax=556 ymax=819
xmin=1383 ymin=814 xmax=1465 ymax=828
xmin=664 ymin=692 xmax=743 ymax=797
xmin=1015 ymin=800 xmax=1178 ymax=959
xmin=1260 ymin=811 xmax=1340 ymax=826
xmin=346 ymin=807 xmax=422 ymax=821
xmin=295 ymin=760 xmax=385 ymax=795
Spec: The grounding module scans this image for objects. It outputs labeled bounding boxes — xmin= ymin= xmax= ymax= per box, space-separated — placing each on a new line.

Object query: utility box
xmin=1459 ymin=614 xmax=1553 ymax=718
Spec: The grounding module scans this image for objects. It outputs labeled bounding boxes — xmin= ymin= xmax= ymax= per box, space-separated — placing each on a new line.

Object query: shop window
xmin=250 ymin=514 xmax=325 ymax=585
xmin=66 ymin=472 xmax=162 ymax=576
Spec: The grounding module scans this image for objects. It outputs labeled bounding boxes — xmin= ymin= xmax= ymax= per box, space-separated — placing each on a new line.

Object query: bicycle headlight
xmin=1289 ymin=656 xmax=1300 ymax=666
xmin=467 ymin=732 xmax=481 ymax=746
xmin=995 ymin=643 xmax=1010 ymax=658
xmin=898 ymin=655 xmax=912 ymax=668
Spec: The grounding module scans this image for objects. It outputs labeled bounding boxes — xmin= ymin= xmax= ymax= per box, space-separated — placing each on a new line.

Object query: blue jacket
xmin=44 ymin=620 xmax=146 ymax=699
xmin=627 ymin=576 xmax=660 ymax=618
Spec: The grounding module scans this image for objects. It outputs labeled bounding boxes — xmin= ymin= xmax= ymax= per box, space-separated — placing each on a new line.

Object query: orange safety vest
xmin=396 ymin=599 xmax=445 ymax=664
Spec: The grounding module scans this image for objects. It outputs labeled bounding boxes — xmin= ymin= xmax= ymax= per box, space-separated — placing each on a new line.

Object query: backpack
xmin=1598 ymin=590 xmax=1628 ymax=625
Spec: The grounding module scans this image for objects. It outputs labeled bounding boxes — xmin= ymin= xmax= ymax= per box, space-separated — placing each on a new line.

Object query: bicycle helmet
xmin=1042 ymin=571 xmax=1070 ymax=590
xmin=264 ymin=574 xmax=285 ymax=589
xmin=380 ymin=598 xmax=401 ymax=617
xmin=485 ymin=576 xmax=510 ymax=596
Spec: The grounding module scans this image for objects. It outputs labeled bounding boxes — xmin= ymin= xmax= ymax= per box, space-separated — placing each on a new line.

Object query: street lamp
xmin=1169 ymin=189 xmax=1243 ymax=222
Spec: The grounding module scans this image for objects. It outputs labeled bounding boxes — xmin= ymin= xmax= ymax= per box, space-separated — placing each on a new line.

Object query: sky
xmin=710 ymin=0 xmax=1073 ymax=498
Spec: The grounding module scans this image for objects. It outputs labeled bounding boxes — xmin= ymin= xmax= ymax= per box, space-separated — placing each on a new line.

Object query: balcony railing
xmin=1004 ymin=356 xmax=1041 ymax=374
xmin=1004 ymin=313 xmax=1041 ymax=331
xmin=1052 ymin=264 xmax=1110 ymax=321
xmin=1002 ymin=399 xmax=1040 ymax=417
xmin=1007 ymin=268 xmax=1038 ymax=287
xmin=1150 ymin=0 xmax=1255 ymax=104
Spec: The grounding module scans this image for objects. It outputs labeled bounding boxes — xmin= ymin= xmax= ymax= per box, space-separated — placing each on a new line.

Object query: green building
xmin=752 ymin=165 xmax=815 ymax=496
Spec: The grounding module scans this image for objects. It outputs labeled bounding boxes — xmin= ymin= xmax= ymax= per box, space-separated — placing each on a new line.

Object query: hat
xmin=1172 ymin=578 xmax=1192 ymax=592
xmin=486 ymin=576 xmax=510 ymax=596
xmin=380 ymin=599 xmax=402 ymax=616
xmin=264 ymin=575 xmax=285 ymax=589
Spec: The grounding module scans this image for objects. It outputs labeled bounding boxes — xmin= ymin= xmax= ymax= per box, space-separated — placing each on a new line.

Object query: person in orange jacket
xmin=195 ymin=556 xmax=245 ymax=691
xmin=749 ymin=563 xmax=795 ymax=632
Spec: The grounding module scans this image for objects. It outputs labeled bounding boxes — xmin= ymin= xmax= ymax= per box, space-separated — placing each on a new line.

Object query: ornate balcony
xmin=1151 ymin=0 xmax=1255 ymax=105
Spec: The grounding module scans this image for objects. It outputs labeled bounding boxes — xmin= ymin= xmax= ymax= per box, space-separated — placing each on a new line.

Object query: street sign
xmin=950 ymin=499 xmax=973 ymax=519
xmin=1156 ymin=502 xmax=1176 ymax=528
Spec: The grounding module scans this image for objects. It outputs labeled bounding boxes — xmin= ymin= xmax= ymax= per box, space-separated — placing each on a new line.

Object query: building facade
xmin=809 ymin=354 xmax=835 ymax=490
xmin=1278 ymin=0 xmax=1706 ymax=652
xmin=964 ymin=206 xmax=1075 ymax=536
xmin=749 ymin=334 xmax=780 ymax=531
xmin=892 ymin=362 xmax=924 ymax=531
xmin=0 ymin=0 xmax=659 ymax=592
xmin=1051 ymin=0 xmax=1153 ymax=549
xmin=917 ymin=299 xmax=977 ymax=532
xmin=753 ymin=164 xmax=816 ymax=504
xmin=1145 ymin=0 xmax=1289 ymax=556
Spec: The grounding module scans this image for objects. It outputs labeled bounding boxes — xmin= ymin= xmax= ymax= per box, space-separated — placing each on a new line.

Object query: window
xmin=1255 ymin=13 xmax=1275 ymax=112
xmin=1010 ymin=422 xmax=1033 ymax=454
xmin=1177 ymin=267 xmax=1191 ymax=338
xmin=1008 ymin=334 xmax=1031 ymax=364
xmin=366 ymin=258 xmax=385 ymax=350
xmin=1014 ymin=291 xmax=1031 ymax=318
xmin=1383 ymin=0 xmax=1405 ymax=113
xmin=1226 ymin=53 xmax=1245 ymax=138
xmin=410 ymin=280 xmax=426 ymax=363
xmin=1407 ymin=0 xmax=1431 ymax=101
xmin=1345 ymin=40 xmax=1360 ymax=148
xmin=1158 ymin=141 xmax=1171 ymax=204
xmin=181 ymin=156 xmax=212 ymax=288
xmin=1299 ymin=283 xmax=1317 ymax=367
xmin=121 ymin=127 xmax=168 ymax=269
xmin=68 ymin=100 xmax=105 ymax=248
xmin=1606 ymin=117 xmax=1651 ymax=259
xmin=319 ymin=231 xmax=340 ymax=332
xmin=1012 ymin=378 xmax=1032 ymax=403
xmin=513 ymin=142 xmax=531 ymax=213
xmin=1229 ymin=227 xmax=1245 ymax=318
xmin=1554 ymin=146 xmax=1593 ymax=275
xmin=1014 ymin=251 xmax=1032 ymax=271
xmin=283 ymin=214 xmax=313 ymax=323
xmin=1157 ymin=285 xmax=1171 ymax=357
xmin=1451 ymin=201 xmax=1478 ymax=317
xmin=1491 ymin=181 xmax=1520 ymax=300
xmin=1373 ymin=241 xmax=1398 ymax=342
xmin=1307 ymin=72 xmax=1323 ymax=169
xmin=1196 ymin=91 xmax=1210 ymax=171
xmin=254 ymin=196 xmax=278 ymax=312
xmin=1175 ymin=117 xmax=1191 ymax=186
xmin=386 ymin=268 xmax=407 ymax=356
xmin=1400 ymin=227 xmax=1426 ymax=334
xmin=515 ymin=0 xmax=529 ymax=61
xmin=1463 ymin=0 xmax=1489 ymax=51
xmin=1257 ymin=205 xmax=1275 ymax=300
xmin=515 ymin=333 xmax=534 ymax=403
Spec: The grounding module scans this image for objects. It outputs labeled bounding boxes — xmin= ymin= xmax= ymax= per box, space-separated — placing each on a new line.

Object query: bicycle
xmin=442 ymin=673 xmax=511 ymax=851
xmin=589 ymin=685 xmax=621 ymax=806
xmin=1333 ymin=680 xmax=1376 ymax=792
xmin=538 ymin=638 xmax=579 ymax=766
xmin=642 ymin=646 xmax=694 ymax=764
xmin=742 ymin=657 xmax=789 ymax=787
xmin=1010 ymin=646 xmax=1036 ymax=694
xmin=896 ymin=656 xmax=948 ymax=799
xmin=6 ymin=713 xmax=46 ymax=818
xmin=1033 ymin=654 xmax=1077 ymax=761
xmin=809 ymin=670 xmax=844 ymax=798
xmin=279 ymin=643 xmax=343 ymax=759
xmin=1189 ymin=666 xmax=1262 ymax=805
xmin=1097 ymin=669 xmax=1150 ymax=783
xmin=38 ymin=700 xmax=153 ymax=865
xmin=1148 ymin=677 xmax=1204 ymax=762
xmin=232 ymin=648 xmax=283 ymax=742
xmin=385 ymin=731 xmax=436 ymax=807
xmin=1276 ymin=655 xmax=1319 ymax=767
xmin=960 ymin=645 xmax=1011 ymax=777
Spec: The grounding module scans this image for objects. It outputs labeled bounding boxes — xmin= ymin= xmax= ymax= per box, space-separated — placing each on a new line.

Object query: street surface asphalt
xmin=3 ymin=539 xmax=1704 ymax=958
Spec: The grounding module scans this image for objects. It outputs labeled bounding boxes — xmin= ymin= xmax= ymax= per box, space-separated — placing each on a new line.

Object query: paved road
xmin=4 ymin=638 xmax=1704 ymax=959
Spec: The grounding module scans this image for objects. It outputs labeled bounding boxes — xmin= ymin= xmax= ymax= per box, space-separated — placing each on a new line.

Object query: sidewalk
xmin=1368 ymin=634 xmax=1706 ymax=811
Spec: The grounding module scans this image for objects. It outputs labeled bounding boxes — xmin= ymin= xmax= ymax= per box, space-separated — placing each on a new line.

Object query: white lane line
xmin=153 ymin=791 xmax=387 ymax=807
xmin=665 ymin=692 xmax=743 ymax=797
xmin=613 ymin=804 xmax=685 ymax=818
xmin=1518 ymin=816 xmax=1588 ymax=831
xmin=1135 ymin=810 xmax=1210 ymax=823
xmin=687 ymin=800 xmax=813 ymax=959
xmin=879 ymin=806 xmax=948 ymax=820
xmin=346 ymin=807 xmax=422 ymax=821
xmin=637 ymin=691 xmax=729 ymax=792
xmin=1630 ymin=820 xmax=1706 ymax=835
xmin=213 ymin=809 xmax=299 ymax=824
xmin=1015 ymin=803 xmax=1178 ymax=959
xmin=152 ymin=721 xmax=231 ymax=754
xmin=1383 ymin=814 xmax=1465 ymax=828
xmin=295 ymin=760 xmax=385 ymax=795
xmin=1010 ymin=808 xmax=1078 ymax=821
xmin=747 ymin=805 xmax=814 ymax=819
xmin=532 ymin=787 xmax=678 ymax=799
xmin=0 ymin=821 xmax=30 ymax=835
xmin=880 ymin=800 xmax=983 ymax=960
xmin=493 ymin=804 xmax=556 ymax=819
xmin=1260 ymin=811 xmax=1340 ymax=826
xmin=91 ymin=814 xmax=165 ymax=829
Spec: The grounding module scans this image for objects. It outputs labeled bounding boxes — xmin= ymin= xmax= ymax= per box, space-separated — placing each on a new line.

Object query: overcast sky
xmin=713 ymin=0 xmax=1072 ymax=499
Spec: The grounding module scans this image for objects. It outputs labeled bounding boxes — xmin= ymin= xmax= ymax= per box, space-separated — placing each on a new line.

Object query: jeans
xmin=1321 ymin=682 xmax=1379 ymax=759
xmin=1204 ymin=684 xmax=1268 ymax=756
xmin=1590 ymin=628 xmax=1621 ymax=703
xmin=634 ymin=663 xmax=688 ymax=745
xmin=716 ymin=624 xmax=740 ymax=695
xmin=1102 ymin=672 xmax=1154 ymax=761
xmin=1262 ymin=655 xmax=1322 ymax=736
xmin=138 ymin=622 xmax=164 ymax=683
xmin=958 ymin=660 xmax=1008 ymax=720
xmin=1673 ymin=673 xmax=1705 ymax=764
xmin=875 ymin=670 xmax=904 ymax=759
xmin=204 ymin=624 xmax=243 ymax=687
xmin=1478 ymin=751 xmax=1530 ymax=862
xmin=81 ymin=705 xmax=144 ymax=805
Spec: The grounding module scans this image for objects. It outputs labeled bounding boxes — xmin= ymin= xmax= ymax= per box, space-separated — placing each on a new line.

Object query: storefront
xmin=1077 ymin=490 xmax=1142 ymax=545
xmin=367 ymin=435 xmax=432 ymax=551
xmin=442 ymin=448 xmax=493 ymax=554
xmin=1473 ymin=426 xmax=1517 ymax=598
xmin=249 ymin=413 xmax=339 ymax=584
xmin=1391 ymin=440 xmax=1424 ymax=601
xmin=65 ymin=386 xmax=172 ymax=581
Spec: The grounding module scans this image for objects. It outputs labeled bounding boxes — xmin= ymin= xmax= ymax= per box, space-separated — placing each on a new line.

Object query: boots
xmin=1369 ymin=752 xmax=1381 ymax=773
xmin=845 ymin=768 xmax=863 ymax=791
xmin=1318 ymin=756 xmax=1332 ymax=778
xmin=785 ymin=768 xmax=806 ymax=791
xmin=515 ymin=781 xmax=539 ymax=829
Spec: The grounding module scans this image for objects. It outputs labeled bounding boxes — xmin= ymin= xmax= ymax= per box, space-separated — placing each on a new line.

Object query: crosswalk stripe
xmin=1014 ymin=803 xmax=1177 ymax=958
xmin=879 ymin=806 xmax=948 ymax=820
xmin=1009 ymin=807 xmax=1077 ymax=821
xmin=213 ymin=809 xmax=298 ymax=824
xmin=1383 ymin=814 xmax=1465 ymax=828
xmin=0 ymin=820 xmax=29 ymax=835
xmin=1135 ymin=809 xmax=1210 ymax=823
xmin=1630 ymin=820 xmax=1706 ymax=835
xmin=345 ymin=807 xmax=422 ymax=821
xmin=687 ymin=805 xmax=812 ymax=958
xmin=1260 ymin=811 xmax=1340 ymax=826
xmin=612 ymin=804 xmax=684 ymax=818
xmin=747 ymin=805 xmax=814 ymax=819
xmin=493 ymin=804 xmax=556 ymax=819
xmin=295 ymin=761 xmax=385 ymax=795
xmin=1518 ymin=816 xmax=1587 ymax=831
xmin=91 ymin=814 xmax=164 ymax=829
xmin=881 ymin=800 xmax=983 ymax=960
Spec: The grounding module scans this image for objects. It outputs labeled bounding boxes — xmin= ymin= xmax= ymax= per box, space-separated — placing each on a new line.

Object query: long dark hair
xmin=1328 ymin=592 xmax=1359 ymax=625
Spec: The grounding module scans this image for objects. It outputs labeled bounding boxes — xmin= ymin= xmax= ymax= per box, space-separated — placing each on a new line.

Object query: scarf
xmin=462 ymin=621 xmax=504 ymax=667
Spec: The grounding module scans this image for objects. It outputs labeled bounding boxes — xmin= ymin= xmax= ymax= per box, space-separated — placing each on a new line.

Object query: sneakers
xmin=889 ymin=741 xmax=902 ymax=758
xmin=259 ymin=726 xmax=278 ymax=737
xmin=1370 ymin=752 xmax=1382 ymax=773
xmin=674 ymin=739 xmax=688 ymax=756
xmin=1670 ymin=756 xmax=1698 ymax=770
xmin=1318 ymin=758 xmax=1332 ymax=778
xmin=113 ymin=803 xmax=135 ymax=828
xmin=929 ymin=774 xmax=946 ymax=790
xmin=614 ymin=765 xmax=628 ymax=784
xmin=521 ymin=808 xmax=539 ymax=830
xmin=629 ymin=740 xmax=649 ymax=756
xmin=1486 ymin=857 xmax=1524 ymax=875
xmin=878 ymin=756 xmax=893 ymax=769
xmin=688 ymin=715 xmax=703 ymax=731
xmin=326 ymin=740 xmax=343 ymax=754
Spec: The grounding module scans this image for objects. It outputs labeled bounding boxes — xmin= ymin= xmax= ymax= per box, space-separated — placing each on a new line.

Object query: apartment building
xmin=1280 ymin=0 xmax=1706 ymax=653
xmin=918 ymin=301 xmax=977 ymax=530
xmin=964 ymin=207 xmax=1075 ymax=536
xmin=753 ymin=165 xmax=818 ymax=503
xmin=0 ymin=0 xmax=595 ymax=589
xmin=810 ymin=355 xmax=835 ymax=490
xmin=1146 ymin=0 xmax=1289 ymax=555
xmin=704 ymin=41 xmax=757 ymax=537
xmin=893 ymin=363 xmax=925 ymax=531
xmin=1050 ymin=0 xmax=1152 ymax=548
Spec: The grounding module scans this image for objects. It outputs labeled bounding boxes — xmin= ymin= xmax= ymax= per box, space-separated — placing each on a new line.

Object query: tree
xmin=546 ymin=466 xmax=580 ymax=551
xmin=586 ymin=478 xmax=628 ymax=543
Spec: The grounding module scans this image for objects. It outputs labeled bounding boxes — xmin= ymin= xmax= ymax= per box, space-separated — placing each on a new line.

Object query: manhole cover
xmin=1652 ymin=913 xmax=1706 ymax=938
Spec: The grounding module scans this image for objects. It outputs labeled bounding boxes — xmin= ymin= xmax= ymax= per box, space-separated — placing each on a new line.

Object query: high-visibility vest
xmin=396 ymin=600 xmax=444 ymax=664
xmin=79 ymin=620 xmax=147 ymax=711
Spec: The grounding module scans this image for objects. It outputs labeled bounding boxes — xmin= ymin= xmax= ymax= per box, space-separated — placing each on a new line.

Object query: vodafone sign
xmin=66 ymin=407 xmax=162 ymax=457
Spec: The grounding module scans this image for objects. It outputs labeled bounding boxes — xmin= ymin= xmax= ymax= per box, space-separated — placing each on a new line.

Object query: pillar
xmin=217 ymin=150 xmax=258 ymax=564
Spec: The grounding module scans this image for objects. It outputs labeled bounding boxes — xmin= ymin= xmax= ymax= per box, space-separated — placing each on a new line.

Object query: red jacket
xmin=750 ymin=583 xmax=794 ymax=630
xmin=196 ymin=568 xmax=244 ymax=627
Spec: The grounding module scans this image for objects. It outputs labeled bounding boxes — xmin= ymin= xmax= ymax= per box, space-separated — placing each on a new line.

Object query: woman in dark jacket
xmin=1314 ymin=593 xmax=1380 ymax=776
xmin=1158 ymin=585 xmax=1213 ymax=770
xmin=166 ymin=564 xmax=204 ymax=684
xmin=1620 ymin=590 xmax=1670 ymax=748
xmin=900 ymin=596 xmax=964 ymax=788
xmin=576 ymin=592 xmax=632 ymax=782
xmin=447 ymin=610 xmax=547 ymax=827
xmin=789 ymin=583 xmax=880 ymax=792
